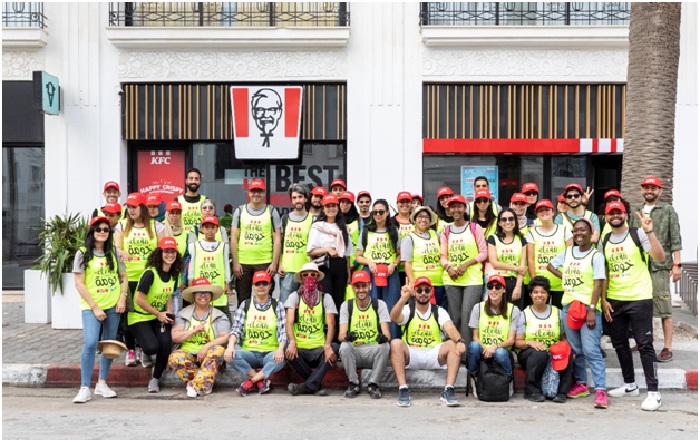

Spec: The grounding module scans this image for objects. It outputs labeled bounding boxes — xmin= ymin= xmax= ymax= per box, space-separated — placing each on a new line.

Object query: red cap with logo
xmin=447 ymin=195 xmax=467 ymax=206
xmin=351 ymin=271 xmax=371 ymax=284
xmin=510 ymin=193 xmax=527 ymax=204
xmin=564 ymin=183 xmax=583 ymax=194
xmin=605 ymin=201 xmax=627 ymax=214
xmin=146 ymin=193 xmax=162 ymax=206
xmin=201 ymin=215 xmax=219 ymax=226
xmin=158 ymin=237 xmax=178 ymax=250
xmin=102 ymin=202 xmax=122 ymax=214
xmin=248 ymin=179 xmax=265 ymax=191
xmin=437 ymin=186 xmax=454 ymax=198
xmin=104 ymin=181 xmax=120 ymax=192
xmin=557 ymin=194 xmax=566 ymax=203
xmin=253 ymin=271 xmax=271 ymax=283
xmin=166 ymin=201 xmax=182 ymax=212
xmin=535 ymin=199 xmax=554 ymax=211
xmin=339 ymin=191 xmax=355 ymax=203
xmin=566 ymin=301 xmax=587 ymax=330
xmin=396 ymin=191 xmax=412 ymax=202
xmin=641 ymin=176 xmax=662 ymax=188
xmin=487 ymin=274 xmax=506 ymax=287
xmin=311 ymin=186 xmax=327 ymax=196
xmin=126 ymin=192 xmax=146 ymax=207
xmin=522 ymin=182 xmax=539 ymax=194
xmin=90 ymin=216 xmax=110 ymax=227
xmin=603 ymin=189 xmax=621 ymax=200
xmin=550 ymin=341 xmax=571 ymax=371
xmin=322 ymin=195 xmax=339 ymax=206
xmin=474 ymin=189 xmax=491 ymax=200
xmin=357 ymin=190 xmax=371 ymax=201
xmin=330 ymin=178 xmax=347 ymax=190
xmin=412 ymin=194 xmax=423 ymax=204
xmin=414 ymin=276 xmax=433 ymax=288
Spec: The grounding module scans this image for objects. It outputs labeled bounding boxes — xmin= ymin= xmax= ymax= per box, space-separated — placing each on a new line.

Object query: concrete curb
xmin=3 ymin=363 xmax=696 ymax=391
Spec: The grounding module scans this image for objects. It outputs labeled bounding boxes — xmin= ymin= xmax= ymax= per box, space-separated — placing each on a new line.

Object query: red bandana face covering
xmin=300 ymin=277 xmax=320 ymax=306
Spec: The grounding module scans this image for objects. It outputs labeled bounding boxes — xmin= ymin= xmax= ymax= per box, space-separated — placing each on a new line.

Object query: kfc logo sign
xmin=230 ymin=86 xmax=303 ymax=160
xmin=150 ymin=150 xmax=172 ymax=165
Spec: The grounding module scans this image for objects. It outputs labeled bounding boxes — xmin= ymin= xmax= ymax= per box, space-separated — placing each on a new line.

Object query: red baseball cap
xmin=166 ymin=201 xmax=182 ymax=212
xmin=253 ymin=271 xmax=271 ymax=284
xmin=311 ymin=186 xmax=327 ymax=196
xmin=249 ymin=179 xmax=265 ymax=191
xmin=351 ymin=271 xmax=371 ymax=284
xmin=89 ymin=216 xmax=110 ymax=227
xmin=474 ymin=189 xmax=491 ymax=200
xmin=550 ymin=341 xmax=571 ymax=371
xmin=339 ymin=191 xmax=355 ymax=203
xmin=522 ymin=183 xmax=539 ymax=194
xmin=146 ymin=193 xmax=162 ymax=206
xmin=158 ymin=236 xmax=178 ymax=250
xmin=102 ymin=202 xmax=122 ymax=214
xmin=510 ymin=193 xmax=527 ymax=204
xmin=412 ymin=194 xmax=423 ymax=204
xmin=322 ymin=195 xmax=339 ymax=206
xmin=126 ymin=192 xmax=146 ymax=207
xmin=566 ymin=301 xmax=587 ymax=330
xmin=414 ymin=276 xmax=433 ymax=288
xmin=396 ymin=191 xmax=412 ymax=202
xmin=437 ymin=186 xmax=454 ymax=198
xmin=330 ymin=178 xmax=347 ymax=190
xmin=103 ymin=181 xmax=120 ymax=192
xmin=603 ymin=189 xmax=621 ymax=200
xmin=564 ymin=183 xmax=583 ymax=194
xmin=487 ymin=275 xmax=506 ymax=287
xmin=605 ymin=201 xmax=627 ymax=214
xmin=357 ymin=191 xmax=371 ymax=201
xmin=535 ymin=199 xmax=554 ymax=211
xmin=557 ymin=194 xmax=566 ymax=203
xmin=447 ymin=195 xmax=467 ymax=206
xmin=641 ymin=176 xmax=662 ymax=188
xmin=201 ymin=215 xmax=219 ymax=226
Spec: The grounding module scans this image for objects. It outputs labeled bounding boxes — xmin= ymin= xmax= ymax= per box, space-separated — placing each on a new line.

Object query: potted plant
xmin=34 ymin=213 xmax=88 ymax=329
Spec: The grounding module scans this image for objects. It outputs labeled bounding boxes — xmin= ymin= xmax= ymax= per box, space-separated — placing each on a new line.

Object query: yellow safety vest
xmin=561 ymin=247 xmax=600 ymax=310
xmin=237 ymin=205 xmax=273 ymax=265
xmin=530 ymin=225 xmax=566 ymax=291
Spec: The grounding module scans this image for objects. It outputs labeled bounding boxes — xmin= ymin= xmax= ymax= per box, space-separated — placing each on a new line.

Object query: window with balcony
xmin=2 ymin=2 xmax=45 ymax=28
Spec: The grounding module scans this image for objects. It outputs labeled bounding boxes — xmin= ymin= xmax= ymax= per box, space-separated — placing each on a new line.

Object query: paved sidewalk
xmin=2 ymin=294 xmax=697 ymax=390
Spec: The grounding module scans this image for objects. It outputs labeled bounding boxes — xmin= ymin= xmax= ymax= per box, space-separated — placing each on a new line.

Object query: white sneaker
xmin=186 ymin=384 xmax=198 ymax=398
xmin=470 ymin=376 xmax=478 ymax=399
xmin=509 ymin=379 xmax=514 ymax=397
xmin=641 ymin=391 xmax=662 ymax=411
xmin=73 ymin=386 xmax=91 ymax=403
xmin=608 ymin=383 xmax=640 ymax=398
xmin=94 ymin=382 xmax=117 ymax=398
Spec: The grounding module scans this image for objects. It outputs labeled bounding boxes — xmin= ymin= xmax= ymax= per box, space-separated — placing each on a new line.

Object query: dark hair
xmin=341 ymin=203 xmax=360 ymax=224
xmin=288 ymin=183 xmax=309 ymax=199
xmin=315 ymin=204 xmax=349 ymax=246
xmin=573 ymin=218 xmax=593 ymax=232
xmin=124 ymin=203 xmax=154 ymax=239
xmin=145 ymin=247 xmax=183 ymax=281
xmin=186 ymin=167 xmax=202 ymax=178
xmin=484 ymin=288 xmax=508 ymax=319
xmin=528 ymin=276 xmax=551 ymax=294
xmin=434 ymin=203 xmax=453 ymax=223
xmin=367 ymin=199 xmax=399 ymax=252
xmin=470 ymin=198 xmax=496 ymax=230
xmin=81 ymin=220 xmax=116 ymax=272
xmin=474 ymin=176 xmax=489 ymax=187
xmin=495 ymin=208 xmax=524 ymax=241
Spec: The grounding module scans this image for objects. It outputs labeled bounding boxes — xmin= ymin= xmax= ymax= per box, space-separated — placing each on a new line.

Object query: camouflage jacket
xmin=629 ymin=201 xmax=682 ymax=272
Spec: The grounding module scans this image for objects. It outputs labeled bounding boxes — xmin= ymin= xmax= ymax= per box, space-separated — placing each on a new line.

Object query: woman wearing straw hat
xmin=72 ymin=216 xmax=128 ymax=403
xmin=128 ymin=237 xmax=183 ymax=393
xmin=168 ymin=277 xmax=231 ymax=398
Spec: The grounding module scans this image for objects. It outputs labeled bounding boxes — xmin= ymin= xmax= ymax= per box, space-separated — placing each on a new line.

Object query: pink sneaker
xmin=566 ymin=382 xmax=590 ymax=399
xmin=594 ymin=390 xmax=608 ymax=409
xmin=125 ymin=349 xmax=137 ymax=367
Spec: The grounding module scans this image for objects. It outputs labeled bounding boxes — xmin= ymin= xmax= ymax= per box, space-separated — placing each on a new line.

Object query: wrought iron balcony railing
xmin=108 ymin=2 xmax=349 ymax=27
xmin=420 ymin=2 xmax=630 ymax=26
xmin=2 ymin=2 xmax=45 ymax=28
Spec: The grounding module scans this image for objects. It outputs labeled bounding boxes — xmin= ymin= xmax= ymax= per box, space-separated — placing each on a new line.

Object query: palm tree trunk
xmin=621 ymin=2 xmax=681 ymax=205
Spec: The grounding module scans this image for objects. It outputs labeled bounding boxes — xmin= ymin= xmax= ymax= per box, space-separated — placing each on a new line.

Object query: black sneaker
xmin=288 ymin=383 xmax=308 ymax=396
xmin=367 ymin=383 xmax=382 ymax=399
xmin=314 ymin=387 xmax=328 ymax=396
xmin=344 ymin=382 xmax=360 ymax=398
xmin=552 ymin=394 xmax=567 ymax=403
xmin=526 ymin=392 xmax=545 ymax=402
xmin=657 ymin=348 xmax=673 ymax=362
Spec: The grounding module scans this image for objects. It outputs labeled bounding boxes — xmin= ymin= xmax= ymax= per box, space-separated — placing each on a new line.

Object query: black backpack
xmin=601 ymin=227 xmax=649 ymax=270
xmin=474 ymin=358 xmax=510 ymax=402
xmin=347 ymin=298 xmax=381 ymax=335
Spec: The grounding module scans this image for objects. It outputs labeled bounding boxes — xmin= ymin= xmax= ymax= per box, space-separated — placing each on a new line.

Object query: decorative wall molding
xmin=2 ymin=28 xmax=49 ymax=49
xmin=2 ymin=50 xmax=44 ymax=80
xmin=422 ymin=48 xmax=628 ymax=82
xmin=117 ymin=50 xmax=347 ymax=80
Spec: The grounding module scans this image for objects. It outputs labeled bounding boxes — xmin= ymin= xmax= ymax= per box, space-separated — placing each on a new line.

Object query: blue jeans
xmin=232 ymin=347 xmax=286 ymax=379
xmin=562 ymin=303 xmax=606 ymax=390
xmin=467 ymin=341 xmax=513 ymax=376
xmin=279 ymin=272 xmax=300 ymax=304
xmin=171 ymin=289 xmax=183 ymax=315
xmin=363 ymin=267 xmax=401 ymax=339
xmin=80 ymin=306 xmax=120 ymax=387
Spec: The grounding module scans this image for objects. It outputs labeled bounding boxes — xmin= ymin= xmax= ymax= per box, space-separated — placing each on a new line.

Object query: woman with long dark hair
xmin=339 ymin=191 xmax=361 ymax=273
xmin=486 ymin=208 xmax=528 ymax=310
xmin=72 ymin=216 xmax=128 ymax=403
xmin=356 ymin=199 xmax=402 ymax=338
xmin=128 ymin=237 xmax=183 ymax=393
xmin=470 ymin=189 xmax=498 ymax=239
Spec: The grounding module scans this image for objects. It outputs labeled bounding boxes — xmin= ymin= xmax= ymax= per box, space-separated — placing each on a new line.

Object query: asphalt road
xmin=2 ymin=387 xmax=698 ymax=439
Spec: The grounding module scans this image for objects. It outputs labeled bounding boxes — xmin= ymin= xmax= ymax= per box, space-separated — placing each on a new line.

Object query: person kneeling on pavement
xmin=168 ymin=277 xmax=231 ymax=398
xmin=389 ymin=276 xmax=467 ymax=407
xmin=466 ymin=275 xmax=520 ymax=397
xmin=224 ymin=271 xmax=287 ymax=396
xmin=339 ymin=271 xmax=391 ymax=399
xmin=284 ymin=263 xmax=340 ymax=396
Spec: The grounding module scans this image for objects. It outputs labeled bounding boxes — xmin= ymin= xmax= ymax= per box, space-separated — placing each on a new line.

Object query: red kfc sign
xmin=137 ymin=150 xmax=185 ymax=198
xmin=230 ymin=86 xmax=303 ymax=160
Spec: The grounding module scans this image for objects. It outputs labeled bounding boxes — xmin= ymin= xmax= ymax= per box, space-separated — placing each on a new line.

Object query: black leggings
xmin=320 ymin=257 xmax=348 ymax=342
xmin=128 ymin=319 xmax=172 ymax=379
xmin=117 ymin=281 xmax=138 ymax=349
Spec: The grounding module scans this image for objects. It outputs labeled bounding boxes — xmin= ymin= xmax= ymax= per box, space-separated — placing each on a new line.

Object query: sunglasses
xmin=94 ymin=227 xmax=110 ymax=233
xmin=372 ymin=210 xmax=387 ymax=216
xmin=524 ymin=192 xmax=538 ymax=196
xmin=415 ymin=287 xmax=432 ymax=294
xmin=487 ymin=283 xmax=504 ymax=290
xmin=254 ymin=281 xmax=270 ymax=287
xmin=499 ymin=216 xmax=515 ymax=223
xmin=565 ymin=194 xmax=581 ymax=199
xmin=475 ymin=199 xmax=490 ymax=204
xmin=301 ymin=272 xmax=319 ymax=278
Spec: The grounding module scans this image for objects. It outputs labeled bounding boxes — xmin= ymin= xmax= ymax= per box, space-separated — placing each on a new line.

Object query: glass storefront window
xmin=552 ymin=156 xmax=586 ymax=199
xmin=2 ymin=146 xmax=45 ymax=289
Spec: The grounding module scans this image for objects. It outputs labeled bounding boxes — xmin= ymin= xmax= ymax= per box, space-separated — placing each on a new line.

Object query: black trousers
xmin=285 ymin=343 xmax=340 ymax=391
xmin=517 ymin=348 xmax=573 ymax=396
xmin=128 ymin=319 xmax=172 ymax=379
xmin=607 ymin=298 xmax=658 ymax=391
xmin=319 ymin=257 xmax=348 ymax=342
xmin=117 ymin=281 xmax=138 ymax=350
xmin=504 ymin=276 xmax=524 ymax=311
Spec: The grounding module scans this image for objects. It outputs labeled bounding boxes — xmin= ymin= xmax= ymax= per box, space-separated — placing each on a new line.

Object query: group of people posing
xmin=72 ymin=169 xmax=682 ymax=412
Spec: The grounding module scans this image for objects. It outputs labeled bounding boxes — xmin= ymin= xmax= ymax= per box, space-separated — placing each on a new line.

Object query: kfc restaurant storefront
xmin=122 ymin=82 xmax=347 ymax=214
